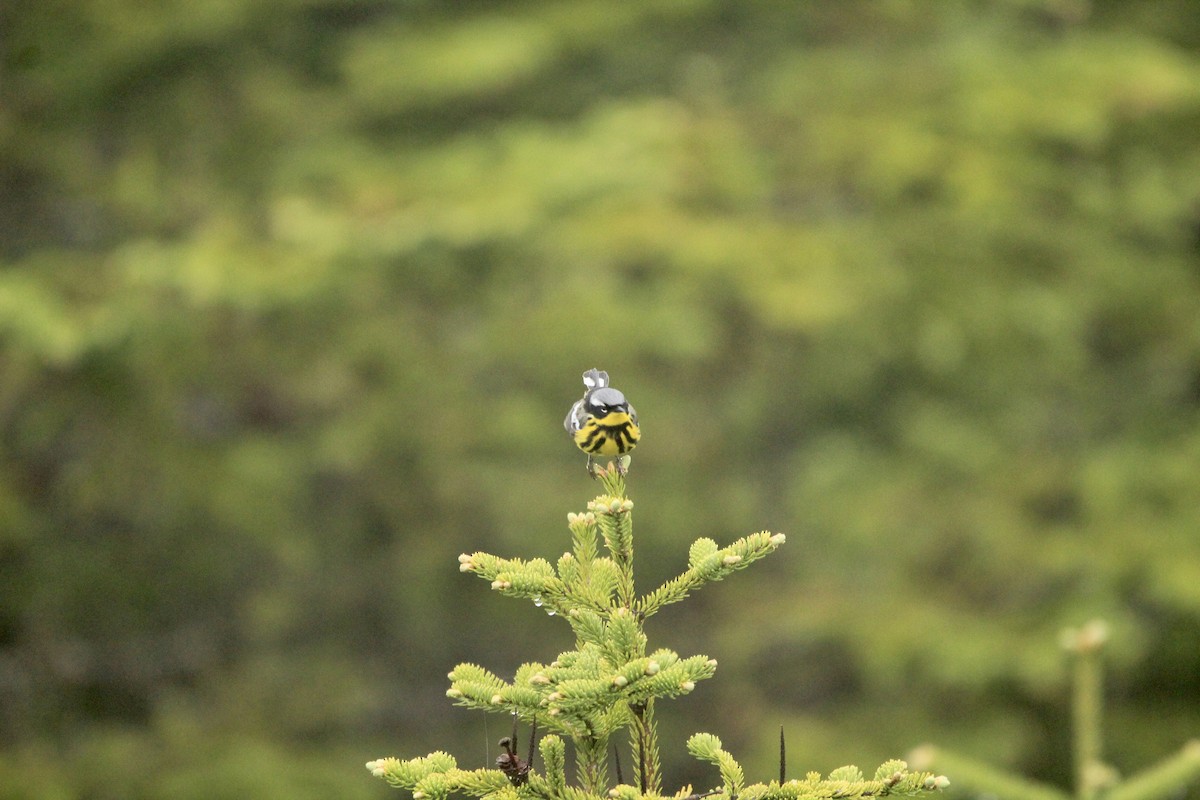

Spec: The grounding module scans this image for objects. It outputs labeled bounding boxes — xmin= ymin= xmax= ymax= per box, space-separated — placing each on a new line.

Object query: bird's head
xmin=586 ymin=386 xmax=630 ymax=419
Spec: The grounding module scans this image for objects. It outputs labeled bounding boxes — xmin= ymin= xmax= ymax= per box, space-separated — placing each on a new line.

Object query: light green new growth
xmin=369 ymin=463 xmax=949 ymax=800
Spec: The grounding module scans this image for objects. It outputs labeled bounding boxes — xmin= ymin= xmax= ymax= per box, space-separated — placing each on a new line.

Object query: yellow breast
xmin=574 ymin=411 xmax=640 ymax=456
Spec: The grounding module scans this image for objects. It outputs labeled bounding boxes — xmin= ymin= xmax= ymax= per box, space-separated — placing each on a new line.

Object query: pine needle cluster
xmin=368 ymin=463 xmax=948 ymax=800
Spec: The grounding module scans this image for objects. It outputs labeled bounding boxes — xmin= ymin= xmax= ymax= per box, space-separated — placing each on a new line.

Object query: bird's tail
xmin=582 ymin=368 xmax=609 ymax=390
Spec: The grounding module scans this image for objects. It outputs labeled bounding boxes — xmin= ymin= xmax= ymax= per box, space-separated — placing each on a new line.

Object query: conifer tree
xmin=367 ymin=463 xmax=949 ymax=800
xmin=912 ymin=621 xmax=1200 ymax=800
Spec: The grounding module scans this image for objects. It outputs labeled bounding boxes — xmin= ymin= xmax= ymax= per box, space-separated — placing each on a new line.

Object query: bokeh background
xmin=3 ymin=1 xmax=1200 ymax=798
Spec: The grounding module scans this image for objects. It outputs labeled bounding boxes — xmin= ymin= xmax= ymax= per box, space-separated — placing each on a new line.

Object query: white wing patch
xmin=564 ymin=399 xmax=587 ymax=434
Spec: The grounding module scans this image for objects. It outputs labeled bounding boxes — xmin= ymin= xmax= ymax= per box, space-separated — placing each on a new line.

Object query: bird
xmin=564 ymin=369 xmax=640 ymax=475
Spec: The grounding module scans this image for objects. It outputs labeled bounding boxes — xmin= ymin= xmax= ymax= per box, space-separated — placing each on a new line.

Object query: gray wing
xmin=564 ymin=399 xmax=587 ymax=434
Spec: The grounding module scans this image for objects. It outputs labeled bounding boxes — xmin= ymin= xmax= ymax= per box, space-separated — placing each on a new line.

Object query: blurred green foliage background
xmin=3 ymin=1 xmax=1200 ymax=797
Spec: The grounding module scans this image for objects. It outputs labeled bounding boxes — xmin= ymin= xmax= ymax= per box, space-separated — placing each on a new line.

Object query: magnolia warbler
xmin=564 ymin=368 xmax=640 ymax=474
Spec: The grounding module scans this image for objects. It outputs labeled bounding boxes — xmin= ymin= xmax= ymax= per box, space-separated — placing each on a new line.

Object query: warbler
xmin=564 ymin=368 xmax=640 ymax=474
